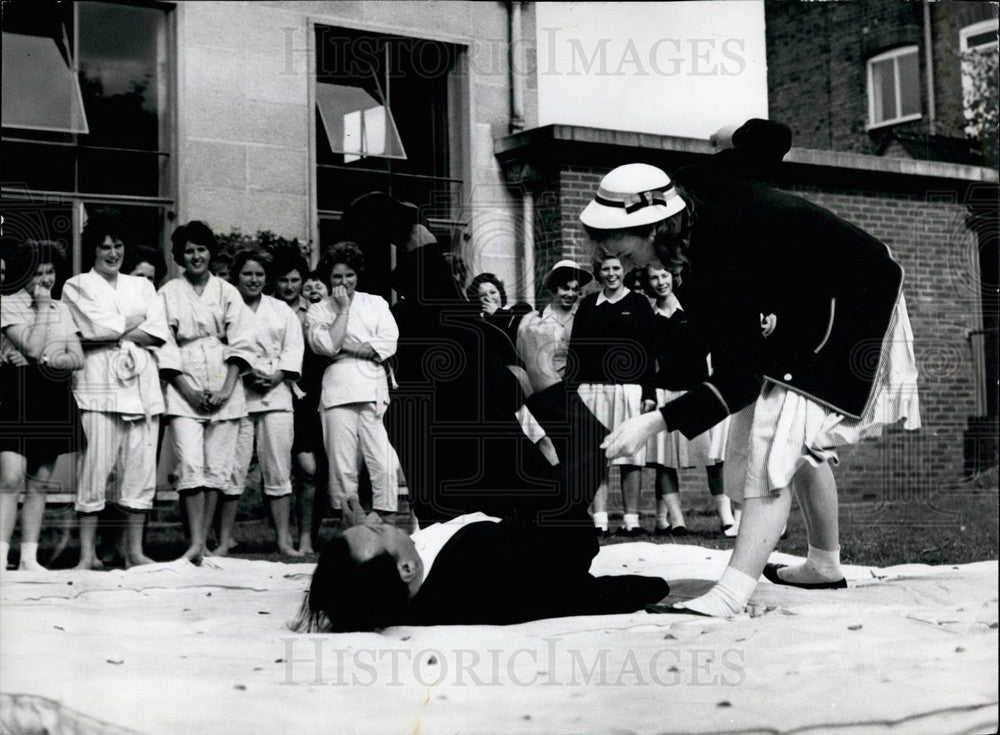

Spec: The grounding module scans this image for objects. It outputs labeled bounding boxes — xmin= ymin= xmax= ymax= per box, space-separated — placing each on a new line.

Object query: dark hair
xmin=466 ymin=272 xmax=507 ymax=307
xmin=230 ymin=248 xmax=272 ymax=288
xmin=170 ymin=221 xmax=218 ymax=267
xmin=292 ymin=534 xmax=410 ymax=633
xmin=271 ymin=248 xmax=310 ymax=282
xmin=81 ymin=207 xmax=126 ymax=272
xmin=547 ymin=270 xmax=581 ymax=293
xmin=317 ymin=242 xmax=365 ymax=291
xmin=1 ymin=239 xmax=71 ymax=297
xmin=589 ymin=252 xmax=623 ymax=281
xmin=122 ymin=244 xmax=167 ymax=286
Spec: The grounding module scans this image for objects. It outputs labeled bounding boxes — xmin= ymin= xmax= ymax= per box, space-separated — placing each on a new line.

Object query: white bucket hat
xmin=579 ymin=163 xmax=686 ymax=230
xmin=543 ymin=259 xmax=593 ymax=291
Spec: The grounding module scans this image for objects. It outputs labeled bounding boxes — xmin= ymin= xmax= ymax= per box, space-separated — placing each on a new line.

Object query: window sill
xmin=866 ymin=114 xmax=923 ymax=132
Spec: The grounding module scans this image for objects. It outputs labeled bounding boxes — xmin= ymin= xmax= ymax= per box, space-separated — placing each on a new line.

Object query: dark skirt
xmin=291 ymin=392 xmax=324 ymax=455
xmin=0 ymin=363 xmax=85 ymax=466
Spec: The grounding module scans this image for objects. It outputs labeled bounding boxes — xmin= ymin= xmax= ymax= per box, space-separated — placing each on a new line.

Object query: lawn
xmin=14 ymin=484 xmax=998 ymax=570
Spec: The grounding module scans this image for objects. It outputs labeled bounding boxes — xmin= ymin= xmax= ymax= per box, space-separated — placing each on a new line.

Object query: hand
xmin=3 ymin=350 xmax=29 ymax=366
xmin=29 ymin=281 xmax=52 ymax=306
xmin=178 ymin=382 xmax=208 ymax=412
xmin=124 ymin=312 xmax=144 ymax=332
xmin=330 ymin=285 xmax=351 ymax=310
xmin=250 ymin=369 xmax=281 ymax=393
xmin=203 ymin=387 xmax=232 ymax=413
xmin=601 ymin=411 xmax=666 ymax=460
xmin=342 ymin=496 xmax=370 ymax=528
xmin=641 ymin=399 xmax=657 ymax=414
xmin=355 ymin=343 xmax=378 ymax=361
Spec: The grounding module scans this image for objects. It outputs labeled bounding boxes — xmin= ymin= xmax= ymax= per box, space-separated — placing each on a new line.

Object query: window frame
xmin=866 ymin=45 xmax=922 ymax=130
xmin=309 ymin=21 xmax=468 ymax=268
xmin=0 ymin=0 xmax=177 ymax=274
xmin=960 ymin=19 xmax=999 ymax=54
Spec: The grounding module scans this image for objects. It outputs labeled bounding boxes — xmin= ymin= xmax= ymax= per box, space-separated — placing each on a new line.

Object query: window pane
xmin=897 ymin=50 xmax=921 ymax=117
xmin=78 ymin=149 xmax=162 ymax=196
xmin=1 ymin=32 xmax=89 ymax=133
xmin=0 ymin=141 xmax=75 ymax=192
xmin=77 ymin=2 xmax=166 ymax=151
xmin=871 ymin=57 xmax=897 ymax=122
xmin=316 ymin=81 xmax=406 ymax=161
xmin=966 ymin=30 xmax=998 ymax=50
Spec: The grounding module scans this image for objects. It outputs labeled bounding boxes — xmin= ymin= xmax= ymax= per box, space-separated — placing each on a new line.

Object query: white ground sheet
xmin=1 ymin=544 xmax=997 ymax=735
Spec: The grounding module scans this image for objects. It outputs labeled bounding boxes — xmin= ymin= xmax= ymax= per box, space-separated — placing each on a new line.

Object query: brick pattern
xmin=539 ymin=161 xmax=983 ymax=504
xmin=764 ymin=0 xmax=997 ymax=158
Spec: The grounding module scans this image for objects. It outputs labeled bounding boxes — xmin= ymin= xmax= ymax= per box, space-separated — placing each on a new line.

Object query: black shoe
xmin=654 ymin=526 xmax=672 ymax=537
xmin=669 ymin=525 xmax=688 ymax=537
xmin=762 ymin=563 xmax=847 ymax=589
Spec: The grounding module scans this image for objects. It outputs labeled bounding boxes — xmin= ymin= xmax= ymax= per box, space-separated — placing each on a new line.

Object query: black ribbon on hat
xmin=594 ymin=183 xmax=674 ymax=214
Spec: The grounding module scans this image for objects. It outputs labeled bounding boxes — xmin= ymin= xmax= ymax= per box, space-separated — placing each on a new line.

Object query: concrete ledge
xmin=495 ymin=124 xmax=998 ymax=184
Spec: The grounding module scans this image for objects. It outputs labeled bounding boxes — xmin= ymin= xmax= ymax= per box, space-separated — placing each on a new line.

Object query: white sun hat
xmin=579 ymin=163 xmax=686 ymax=230
xmin=543 ymin=259 xmax=593 ymax=291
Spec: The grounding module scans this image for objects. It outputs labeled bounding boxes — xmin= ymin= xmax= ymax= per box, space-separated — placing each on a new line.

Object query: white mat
xmin=1 ymin=544 xmax=997 ymax=735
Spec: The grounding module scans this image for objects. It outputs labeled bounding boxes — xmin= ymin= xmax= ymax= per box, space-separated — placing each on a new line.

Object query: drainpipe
xmin=522 ymin=190 xmax=535 ymax=306
xmin=509 ymin=1 xmax=525 ymax=133
xmin=923 ymin=0 xmax=936 ymax=135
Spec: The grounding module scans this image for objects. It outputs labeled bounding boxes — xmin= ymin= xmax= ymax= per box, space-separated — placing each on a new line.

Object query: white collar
xmin=542 ymin=303 xmax=577 ymax=322
xmin=595 ymin=287 xmax=630 ymax=306
xmin=651 ymin=294 xmax=683 ymax=317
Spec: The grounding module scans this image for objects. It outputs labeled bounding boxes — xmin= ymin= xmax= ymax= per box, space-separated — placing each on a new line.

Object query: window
xmin=867 ymin=46 xmax=921 ymax=128
xmin=1 ymin=1 xmax=174 ymax=273
xmin=960 ymin=19 xmax=999 ymax=139
xmin=314 ymin=25 xmax=462 ymax=297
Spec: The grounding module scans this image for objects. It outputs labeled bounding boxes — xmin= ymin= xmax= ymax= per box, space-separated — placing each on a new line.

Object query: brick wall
xmin=764 ymin=1 xmax=997 ymax=159
xmin=537 ymin=160 xmax=983 ymax=505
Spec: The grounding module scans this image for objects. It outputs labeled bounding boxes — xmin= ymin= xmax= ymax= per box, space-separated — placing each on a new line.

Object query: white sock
xmin=592 ymin=511 xmax=608 ymax=531
xmin=663 ymin=493 xmax=685 ymax=528
xmin=778 ymin=545 xmax=843 ymax=584
xmin=18 ymin=541 xmax=43 ymax=570
xmin=715 ymin=494 xmax=736 ymax=527
xmin=676 ymin=567 xmax=757 ymax=617
xmin=623 ymin=512 xmax=640 ymax=530
xmin=0 ymin=541 xmax=9 ymax=570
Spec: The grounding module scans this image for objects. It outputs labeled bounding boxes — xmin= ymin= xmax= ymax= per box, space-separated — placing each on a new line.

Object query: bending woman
xmin=595 ymin=121 xmax=919 ymax=616
xmin=1 ymin=240 xmax=84 ymax=571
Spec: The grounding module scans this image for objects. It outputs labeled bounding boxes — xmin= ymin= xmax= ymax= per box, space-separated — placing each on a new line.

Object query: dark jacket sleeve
xmin=632 ymin=292 xmax=658 ymax=403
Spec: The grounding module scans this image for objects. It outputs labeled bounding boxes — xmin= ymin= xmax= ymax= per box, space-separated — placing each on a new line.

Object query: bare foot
xmin=177 ymin=545 xmax=204 ymax=564
xmin=277 ymin=542 xmax=305 ymax=558
xmin=73 ymin=557 xmax=105 ymax=571
xmin=18 ymin=559 xmax=48 ymax=572
xmin=123 ymin=553 xmax=156 ymax=569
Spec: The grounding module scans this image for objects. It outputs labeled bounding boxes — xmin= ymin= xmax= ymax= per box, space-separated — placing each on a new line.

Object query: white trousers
xmin=169 ymin=416 xmax=240 ymax=492
xmin=229 ymin=411 xmax=294 ymax=497
xmin=321 ymin=401 xmax=398 ymax=512
xmin=76 ymin=411 xmax=159 ymax=513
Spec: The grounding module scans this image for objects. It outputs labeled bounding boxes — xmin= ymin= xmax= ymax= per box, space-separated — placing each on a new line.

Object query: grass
xmin=13 ymin=484 xmax=998 ymax=570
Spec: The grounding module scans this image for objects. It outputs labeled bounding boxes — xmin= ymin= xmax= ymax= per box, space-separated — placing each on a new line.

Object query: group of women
xmin=0 ymin=212 xmax=400 ymax=569
xmin=467 ymin=257 xmax=737 ymax=539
